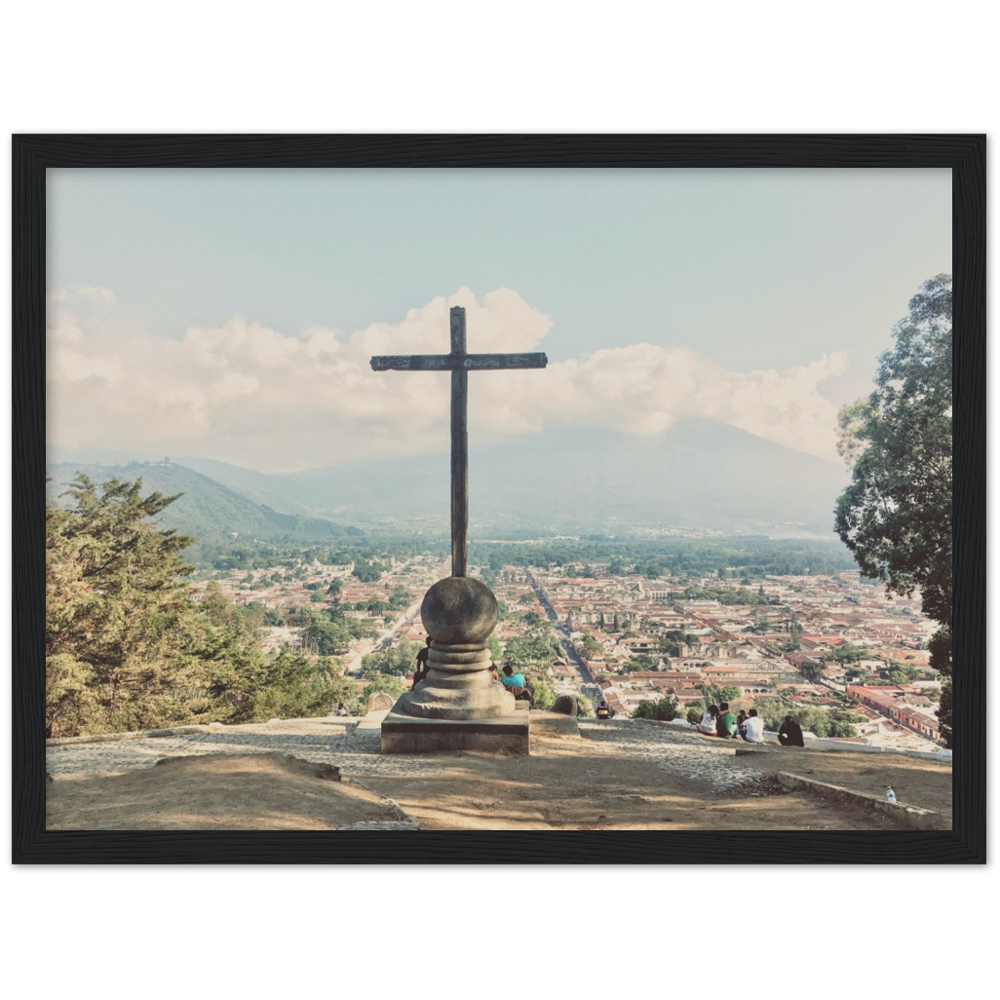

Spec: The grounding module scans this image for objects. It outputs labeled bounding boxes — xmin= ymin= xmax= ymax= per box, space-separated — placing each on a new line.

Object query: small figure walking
xmin=886 ymin=786 xmax=896 ymax=804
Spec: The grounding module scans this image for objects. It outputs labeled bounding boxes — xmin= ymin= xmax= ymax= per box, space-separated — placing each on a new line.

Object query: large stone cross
xmin=371 ymin=305 xmax=546 ymax=744
xmin=371 ymin=305 xmax=547 ymax=577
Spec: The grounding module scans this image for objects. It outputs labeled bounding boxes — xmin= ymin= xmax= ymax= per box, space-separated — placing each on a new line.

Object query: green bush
xmin=633 ymin=695 xmax=681 ymax=722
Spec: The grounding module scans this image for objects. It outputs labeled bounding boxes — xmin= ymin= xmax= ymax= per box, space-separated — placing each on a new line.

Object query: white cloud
xmin=47 ymin=286 xmax=848 ymax=471
xmin=468 ymin=342 xmax=848 ymax=460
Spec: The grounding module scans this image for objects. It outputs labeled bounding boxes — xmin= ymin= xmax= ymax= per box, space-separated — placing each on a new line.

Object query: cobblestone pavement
xmin=47 ymin=715 xmax=761 ymax=790
xmin=577 ymin=718 xmax=762 ymax=791
xmin=46 ymin=718 xmax=443 ymax=779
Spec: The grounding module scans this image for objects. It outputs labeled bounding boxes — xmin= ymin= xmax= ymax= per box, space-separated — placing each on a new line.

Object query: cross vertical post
xmin=451 ymin=307 xmax=469 ymax=577
xmin=371 ymin=303 xmax=547 ymax=739
xmin=370 ymin=303 xmax=547 ymax=581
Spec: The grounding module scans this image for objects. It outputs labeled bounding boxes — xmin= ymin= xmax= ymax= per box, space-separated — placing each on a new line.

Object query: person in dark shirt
xmin=778 ymin=715 xmax=805 ymax=747
xmin=413 ymin=637 xmax=432 ymax=687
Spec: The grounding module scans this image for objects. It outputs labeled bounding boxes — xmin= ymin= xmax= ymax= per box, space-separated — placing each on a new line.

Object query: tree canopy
xmin=46 ymin=475 xmax=352 ymax=736
xmin=504 ymin=618 xmax=561 ymax=669
xmin=46 ymin=475 xmax=200 ymax=735
xmin=361 ymin=640 xmax=423 ymax=678
xmin=632 ymin=695 xmax=680 ymax=722
xmin=834 ymin=274 xmax=952 ymax=743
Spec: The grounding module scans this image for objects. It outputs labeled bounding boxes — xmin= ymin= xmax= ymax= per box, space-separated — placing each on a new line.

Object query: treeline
xmin=45 ymin=475 xmax=357 ymax=737
xmin=667 ymin=585 xmax=771 ymax=605
xmin=171 ymin=513 xmax=366 ymax=566
xmin=192 ymin=526 xmax=854 ymax=579
xmin=472 ymin=537 xmax=856 ymax=578
xmin=201 ymin=535 xmax=449 ymax=571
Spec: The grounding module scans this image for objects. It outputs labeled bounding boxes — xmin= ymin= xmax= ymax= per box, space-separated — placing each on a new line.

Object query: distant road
xmin=342 ymin=558 xmax=449 ymax=678
xmin=526 ymin=571 xmax=594 ymax=686
xmin=344 ymin=597 xmax=423 ymax=677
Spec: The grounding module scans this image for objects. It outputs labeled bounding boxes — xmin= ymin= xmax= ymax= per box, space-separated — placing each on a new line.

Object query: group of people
xmin=694 ymin=703 xmax=805 ymax=746
xmin=388 ymin=640 xmax=810 ymax=746
xmin=695 ymin=703 xmax=766 ymax=743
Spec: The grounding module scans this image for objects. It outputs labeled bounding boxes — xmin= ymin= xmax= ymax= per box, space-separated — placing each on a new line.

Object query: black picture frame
xmin=13 ymin=134 xmax=985 ymax=864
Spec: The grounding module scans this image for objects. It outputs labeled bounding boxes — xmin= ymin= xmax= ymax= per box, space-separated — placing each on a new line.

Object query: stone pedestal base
xmin=381 ymin=699 xmax=530 ymax=755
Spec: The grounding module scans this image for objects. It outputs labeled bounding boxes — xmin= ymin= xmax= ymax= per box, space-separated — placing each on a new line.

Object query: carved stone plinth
xmin=402 ymin=639 xmax=515 ymax=719
xmin=380 ymin=702 xmax=530 ymax=755
xmin=380 ymin=575 xmax=528 ymax=754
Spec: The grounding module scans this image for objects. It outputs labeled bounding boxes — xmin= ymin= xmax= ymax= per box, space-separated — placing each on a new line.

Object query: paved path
xmin=578 ymin=718 xmax=761 ymax=791
xmin=46 ymin=718 xmax=443 ymax=779
xmin=47 ymin=715 xmax=762 ymax=791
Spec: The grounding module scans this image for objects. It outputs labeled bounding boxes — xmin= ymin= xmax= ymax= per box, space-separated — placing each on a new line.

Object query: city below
xmin=196 ymin=551 xmax=944 ymax=753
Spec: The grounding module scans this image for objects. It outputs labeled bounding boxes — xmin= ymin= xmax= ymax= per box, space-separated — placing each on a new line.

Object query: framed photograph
xmin=11 ymin=133 xmax=986 ymax=865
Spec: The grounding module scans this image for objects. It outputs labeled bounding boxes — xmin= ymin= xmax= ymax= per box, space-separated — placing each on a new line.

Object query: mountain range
xmin=49 ymin=420 xmax=850 ymax=543
xmin=46 ymin=460 xmax=363 ymax=548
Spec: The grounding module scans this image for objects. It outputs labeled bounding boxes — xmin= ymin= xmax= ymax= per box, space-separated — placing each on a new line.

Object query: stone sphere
xmin=421 ymin=577 xmax=499 ymax=645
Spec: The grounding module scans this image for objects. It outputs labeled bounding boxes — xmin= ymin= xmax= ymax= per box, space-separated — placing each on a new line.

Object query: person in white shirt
xmin=741 ymin=708 xmax=765 ymax=743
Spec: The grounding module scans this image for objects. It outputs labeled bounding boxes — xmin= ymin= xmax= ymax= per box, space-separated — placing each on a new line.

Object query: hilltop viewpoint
xmin=46 ymin=711 xmax=951 ymax=832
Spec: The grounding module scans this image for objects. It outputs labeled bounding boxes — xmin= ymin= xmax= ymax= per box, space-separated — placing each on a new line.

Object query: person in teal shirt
xmin=716 ymin=702 xmax=738 ymax=738
xmin=501 ymin=664 xmax=526 ymax=688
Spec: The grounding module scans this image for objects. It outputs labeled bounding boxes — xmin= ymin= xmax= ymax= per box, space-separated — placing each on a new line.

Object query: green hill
xmin=47 ymin=461 xmax=363 ymax=554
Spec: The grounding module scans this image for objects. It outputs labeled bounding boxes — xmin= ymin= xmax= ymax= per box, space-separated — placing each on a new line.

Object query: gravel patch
xmin=47 ymin=721 xmax=445 ymax=779
xmin=47 ymin=715 xmax=764 ymax=788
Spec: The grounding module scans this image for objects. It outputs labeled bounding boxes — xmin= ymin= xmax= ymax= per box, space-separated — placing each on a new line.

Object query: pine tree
xmin=47 ymin=474 xmax=377 ymax=734
xmin=46 ymin=475 xmax=201 ymax=734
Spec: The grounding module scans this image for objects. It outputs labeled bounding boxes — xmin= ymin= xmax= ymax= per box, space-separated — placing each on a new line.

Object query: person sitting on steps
xmin=502 ymin=664 xmax=533 ymax=705
xmin=716 ymin=702 xmax=739 ymax=739
xmin=778 ymin=715 xmax=805 ymax=747
xmin=412 ymin=637 xmax=432 ymax=687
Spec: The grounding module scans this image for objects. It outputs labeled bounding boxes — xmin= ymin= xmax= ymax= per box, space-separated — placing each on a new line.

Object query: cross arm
xmin=371 ymin=352 xmax=547 ymax=372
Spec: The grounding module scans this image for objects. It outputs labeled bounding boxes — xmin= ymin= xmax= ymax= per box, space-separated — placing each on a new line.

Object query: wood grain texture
xmin=371 ymin=353 xmax=547 ymax=371
xmin=371 ymin=303 xmax=548 ymax=577
xmin=12 ymin=134 xmax=985 ymax=864
xmin=450 ymin=307 xmax=468 ymax=578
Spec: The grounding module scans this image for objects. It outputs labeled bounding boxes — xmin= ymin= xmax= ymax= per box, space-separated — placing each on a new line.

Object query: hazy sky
xmin=47 ymin=167 xmax=951 ymax=473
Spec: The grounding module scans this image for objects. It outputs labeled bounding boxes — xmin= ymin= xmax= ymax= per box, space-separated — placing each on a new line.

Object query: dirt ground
xmin=729 ymin=743 xmax=953 ymax=817
xmin=45 ymin=715 xmax=952 ymax=832
xmin=46 ymin=754 xmax=403 ymax=831
xmin=355 ymin=718 xmax=950 ymax=831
